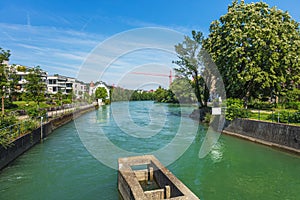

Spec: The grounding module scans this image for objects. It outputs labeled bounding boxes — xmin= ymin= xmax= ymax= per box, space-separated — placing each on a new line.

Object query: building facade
xmin=47 ymin=74 xmax=87 ymax=99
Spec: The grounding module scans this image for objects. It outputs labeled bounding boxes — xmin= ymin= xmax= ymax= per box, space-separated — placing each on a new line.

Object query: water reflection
xmin=95 ymin=105 xmax=110 ymax=124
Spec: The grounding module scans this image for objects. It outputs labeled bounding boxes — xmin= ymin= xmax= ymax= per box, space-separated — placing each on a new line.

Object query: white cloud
xmin=0 ymin=22 xmax=103 ymax=78
xmin=0 ymin=21 xmax=191 ymax=88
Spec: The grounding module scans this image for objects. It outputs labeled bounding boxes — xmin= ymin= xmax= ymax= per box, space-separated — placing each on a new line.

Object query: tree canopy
xmin=0 ymin=48 xmax=10 ymax=97
xmin=203 ymin=0 xmax=300 ymax=104
xmin=173 ymin=31 xmax=210 ymax=108
xmin=170 ymin=77 xmax=196 ymax=104
xmin=95 ymin=87 xmax=108 ymax=100
xmin=23 ymin=66 xmax=47 ymax=105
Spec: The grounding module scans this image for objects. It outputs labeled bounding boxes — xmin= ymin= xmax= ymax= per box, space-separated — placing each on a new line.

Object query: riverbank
xmin=0 ymin=103 xmax=98 ymax=171
xmin=223 ymin=118 xmax=300 ymax=155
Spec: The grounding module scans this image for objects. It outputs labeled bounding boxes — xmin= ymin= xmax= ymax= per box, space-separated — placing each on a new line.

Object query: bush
xmin=62 ymin=99 xmax=72 ymax=104
xmin=25 ymin=106 xmax=40 ymax=118
xmin=284 ymin=102 xmax=300 ymax=110
xmin=248 ymin=99 xmax=275 ymax=110
xmin=203 ymin=112 xmax=212 ymax=123
xmin=0 ymin=115 xmax=17 ymax=129
xmin=25 ymin=106 xmax=47 ymax=119
xmin=225 ymin=98 xmax=250 ymax=120
xmin=267 ymin=111 xmax=300 ymax=124
xmin=293 ymin=111 xmax=300 ymax=123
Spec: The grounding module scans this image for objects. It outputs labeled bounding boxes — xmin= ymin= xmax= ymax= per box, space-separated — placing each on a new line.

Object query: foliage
xmin=54 ymin=91 xmax=63 ymax=106
xmin=25 ymin=106 xmax=40 ymax=118
xmin=0 ymin=48 xmax=12 ymax=115
xmin=248 ymin=99 xmax=275 ymax=110
xmin=111 ymin=86 xmax=177 ymax=103
xmin=95 ymin=87 xmax=108 ymax=100
xmin=173 ymin=31 xmax=210 ymax=108
xmin=130 ymin=90 xmax=155 ymax=101
xmin=0 ymin=115 xmax=17 ymax=148
xmin=84 ymin=92 xmax=95 ymax=104
xmin=293 ymin=111 xmax=300 ymax=123
xmin=285 ymin=88 xmax=300 ymax=102
xmin=284 ymin=102 xmax=300 ymax=110
xmin=111 ymin=87 xmax=132 ymax=101
xmin=23 ymin=66 xmax=47 ymax=105
xmin=203 ymin=112 xmax=212 ymax=123
xmin=203 ymin=0 xmax=300 ymax=104
xmin=0 ymin=118 xmax=39 ymax=148
xmin=62 ymin=99 xmax=72 ymax=104
xmin=170 ymin=78 xmax=196 ymax=104
xmin=266 ymin=110 xmax=300 ymax=123
xmin=154 ymin=86 xmax=177 ymax=103
xmin=0 ymin=115 xmax=17 ymax=129
xmin=225 ymin=98 xmax=249 ymax=120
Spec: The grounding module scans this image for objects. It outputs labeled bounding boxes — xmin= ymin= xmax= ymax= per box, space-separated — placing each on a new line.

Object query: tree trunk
xmin=194 ymin=72 xmax=203 ymax=109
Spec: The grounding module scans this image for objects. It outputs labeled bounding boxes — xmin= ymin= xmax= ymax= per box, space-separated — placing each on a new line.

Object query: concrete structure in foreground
xmin=118 ymin=155 xmax=199 ymax=200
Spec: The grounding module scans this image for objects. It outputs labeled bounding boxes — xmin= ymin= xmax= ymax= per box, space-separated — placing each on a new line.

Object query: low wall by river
xmin=0 ymin=104 xmax=98 ymax=171
xmin=223 ymin=119 xmax=300 ymax=153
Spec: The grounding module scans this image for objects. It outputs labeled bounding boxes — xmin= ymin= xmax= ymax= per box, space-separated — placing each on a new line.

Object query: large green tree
xmin=170 ymin=77 xmax=196 ymax=104
xmin=203 ymin=0 xmax=300 ymax=105
xmin=24 ymin=66 xmax=47 ymax=105
xmin=0 ymin=48 xmax=10 ymax=95
xmin=0 ymin=48 xmax=11 ymax=115
xmin=173 ymin=31 xmax=210 ymax=108
xmin=95 ymin=87 xmax=108 ymax=100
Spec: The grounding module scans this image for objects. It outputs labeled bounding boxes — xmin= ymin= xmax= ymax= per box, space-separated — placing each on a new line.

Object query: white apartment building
xmin=47 ymin=75 xmax=67 ymax=94
xmin=72 ymin=81 xmax=86 ymax=99
xmin=47 ymin=75 xmax=87 ymax=99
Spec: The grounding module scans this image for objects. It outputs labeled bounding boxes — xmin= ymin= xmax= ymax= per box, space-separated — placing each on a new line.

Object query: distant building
xmin=72 ymin=80 xmax=87 ymax=99
xmin=47 ymin=74 xmax=87 ymax=99
xmin=47 ymin=75 xmax=67 ymax=94
xmin=5 ymin=63 xmax=89 ymax=99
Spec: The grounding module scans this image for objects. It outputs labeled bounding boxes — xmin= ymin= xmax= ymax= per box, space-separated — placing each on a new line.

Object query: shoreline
xmin=0 ymin=103 xmax=98 ymax=171
xmin=222 ymin=118 xmax=300 ymax=156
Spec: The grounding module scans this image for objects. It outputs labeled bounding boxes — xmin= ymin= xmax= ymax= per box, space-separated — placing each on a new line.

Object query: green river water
xmin=0 ymin=101 xmax=299 ymax=200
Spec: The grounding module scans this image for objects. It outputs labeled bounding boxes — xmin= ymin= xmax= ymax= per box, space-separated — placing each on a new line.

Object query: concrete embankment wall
xmin=223 ymin=119 xmax=300 ymax=153
xmin=0 ymin=104 xmax=97 ymax=171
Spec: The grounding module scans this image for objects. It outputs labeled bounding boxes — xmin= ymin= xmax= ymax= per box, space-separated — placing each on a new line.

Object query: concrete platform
xmin=118 ymin=155 xmax=199 ymax=200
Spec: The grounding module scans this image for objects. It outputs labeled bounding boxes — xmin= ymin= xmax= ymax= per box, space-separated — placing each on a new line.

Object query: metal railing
xmin=225 ymin=107 xmax=300 ymax=125
xmin=0 ymin=119 xmax=39 ymax=148
xmin=0 ymin=103 xmax=97 ymax=147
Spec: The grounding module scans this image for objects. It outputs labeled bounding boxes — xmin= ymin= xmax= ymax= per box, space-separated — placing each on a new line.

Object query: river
xmin=0 ymin=101 xmax=299 ymax=200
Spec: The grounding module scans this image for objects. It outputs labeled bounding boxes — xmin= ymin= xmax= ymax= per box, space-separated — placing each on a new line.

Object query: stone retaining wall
xmin=223 ymin=119 xmax=300 ymax=153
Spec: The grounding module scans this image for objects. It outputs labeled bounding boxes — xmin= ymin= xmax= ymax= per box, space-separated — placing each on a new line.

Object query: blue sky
xmin=0 ymin=0 xmax=299 ymax=88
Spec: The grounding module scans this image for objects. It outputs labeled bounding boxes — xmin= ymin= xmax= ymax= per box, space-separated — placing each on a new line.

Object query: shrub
xmin=25 ymin=106 xmax=40 ymax=118
xmin=267 ymin=111 xmax=300 ymax=124
xmin=225 ymin=98 xmax=250 ymax=120
xmin=203 ymin=112 xmax=212 ymax=123
xmin=284 ymin=102 xmax=300 ymax=110
xmin=248 ymin=99 xmax=275 ymax=110
xmin=293 ymin=111 xmax=300 ymax=123
xmin=0 ymin=115 xmax=17 ymax=129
